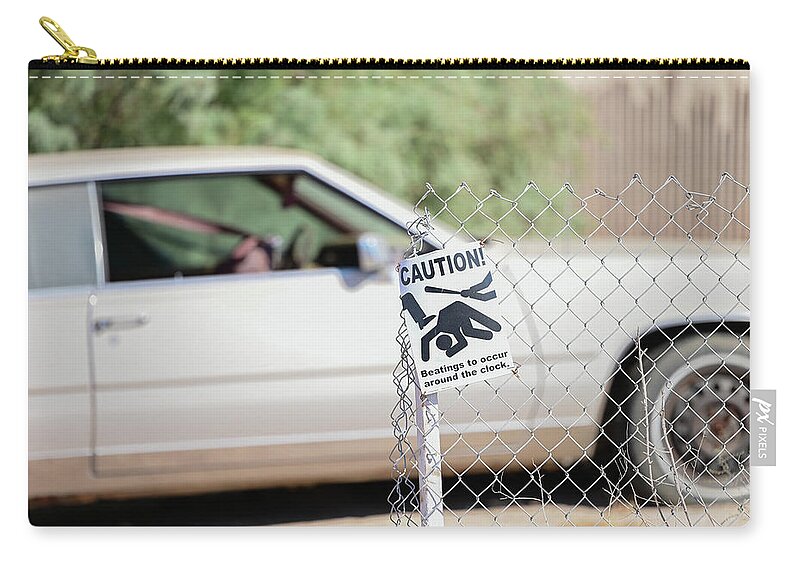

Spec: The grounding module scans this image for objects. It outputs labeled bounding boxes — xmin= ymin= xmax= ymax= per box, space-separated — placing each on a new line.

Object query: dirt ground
xmin=289 ymin=503 xmax=749 ymax=527
xmin=29 ymin=464 xmax=749 ymax=527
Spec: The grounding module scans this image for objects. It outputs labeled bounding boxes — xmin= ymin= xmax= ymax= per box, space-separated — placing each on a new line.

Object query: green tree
xmin=29 ymin=69 xmax=593 ymax=237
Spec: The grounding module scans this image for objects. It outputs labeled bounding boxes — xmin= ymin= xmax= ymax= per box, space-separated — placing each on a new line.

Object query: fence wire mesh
xmin=389 ymin=173 xmax=750 ymax=527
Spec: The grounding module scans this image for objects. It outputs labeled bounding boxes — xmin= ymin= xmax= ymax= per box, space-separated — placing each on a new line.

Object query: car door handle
xmin=93 ymin=314 xmax=150 ymax=334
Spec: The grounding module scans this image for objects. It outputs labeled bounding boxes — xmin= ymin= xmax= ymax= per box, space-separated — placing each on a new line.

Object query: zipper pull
xmin=39 ymin=16 xmax=98 ymax=64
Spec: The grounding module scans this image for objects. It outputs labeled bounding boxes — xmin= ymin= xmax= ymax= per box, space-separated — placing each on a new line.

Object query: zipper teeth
xmin=31 ymin=57 xmax=750 ymax=69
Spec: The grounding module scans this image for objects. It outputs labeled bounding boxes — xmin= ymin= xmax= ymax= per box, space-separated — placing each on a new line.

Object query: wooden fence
xmin=572 ymin=77 xmax=750 ymax=242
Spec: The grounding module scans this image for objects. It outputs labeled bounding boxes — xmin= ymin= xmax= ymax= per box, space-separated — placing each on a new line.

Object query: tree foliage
xmin=29 ymin=70 xmax=593 ymax=236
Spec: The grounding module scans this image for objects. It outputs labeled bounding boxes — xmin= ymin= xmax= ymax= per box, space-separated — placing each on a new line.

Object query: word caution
xmin=399 ymin=246 xmax=486 ymax=286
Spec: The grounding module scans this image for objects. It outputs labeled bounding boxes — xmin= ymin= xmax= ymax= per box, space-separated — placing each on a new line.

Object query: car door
xmin=89 ymin=171 xmax=407 ymax=484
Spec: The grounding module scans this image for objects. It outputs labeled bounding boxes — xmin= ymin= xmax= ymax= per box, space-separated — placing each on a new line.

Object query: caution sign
xmin=398 ymin=242 xmax=514 ymax=393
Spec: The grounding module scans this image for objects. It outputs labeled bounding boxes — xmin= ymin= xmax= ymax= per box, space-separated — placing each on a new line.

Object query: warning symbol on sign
xmin=401 ymin=273 xmax=502 ymax=361
xmin=398 ymin=242 xmax=514 ymax=393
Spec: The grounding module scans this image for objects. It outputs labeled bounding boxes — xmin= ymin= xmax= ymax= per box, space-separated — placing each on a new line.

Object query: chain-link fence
xmin=389 ymin=173 xmax=750 ymax=527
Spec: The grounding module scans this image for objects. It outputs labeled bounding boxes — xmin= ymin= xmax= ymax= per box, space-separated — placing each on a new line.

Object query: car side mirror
xmin=314 ymin=232 xmax=395 ymax=273
xmin=356 ymin=233 xmax=392 ymax=274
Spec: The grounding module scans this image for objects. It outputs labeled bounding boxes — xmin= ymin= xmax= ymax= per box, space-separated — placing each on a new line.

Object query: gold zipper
xmin=39 ymin=17 xmax=98 ymax=65
xmin=35 ymin=16 xmax=748 ymax=70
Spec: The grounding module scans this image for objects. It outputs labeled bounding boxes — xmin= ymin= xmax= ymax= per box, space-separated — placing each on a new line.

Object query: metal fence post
xmin=414 ymin=380 xmax=444 ymax=526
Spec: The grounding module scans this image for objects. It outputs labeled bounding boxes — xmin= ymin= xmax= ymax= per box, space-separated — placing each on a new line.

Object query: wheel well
xmin=594 ymin=319 xmax=750 ymax=462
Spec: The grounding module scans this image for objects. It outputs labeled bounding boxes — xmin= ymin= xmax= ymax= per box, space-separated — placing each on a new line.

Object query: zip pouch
xmin=28 ymin=17 xmax=750 ymax=527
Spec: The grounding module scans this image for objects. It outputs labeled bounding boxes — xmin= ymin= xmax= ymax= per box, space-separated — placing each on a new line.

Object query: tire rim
xmin=650 ymin=351 xmax=750 ymax=500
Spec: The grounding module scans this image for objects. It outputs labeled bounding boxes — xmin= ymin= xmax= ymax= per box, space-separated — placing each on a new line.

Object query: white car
xmin=29 ymin=147 xmax=749 ymax=504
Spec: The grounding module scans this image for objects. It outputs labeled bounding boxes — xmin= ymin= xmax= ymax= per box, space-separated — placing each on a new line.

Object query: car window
xmin=29 ymin=184 xmax=98 ymax=290
xmin=99 ymin=173 xmax=408 ymax=282
xmin=293 ymin=176 xmax=409 ymax=239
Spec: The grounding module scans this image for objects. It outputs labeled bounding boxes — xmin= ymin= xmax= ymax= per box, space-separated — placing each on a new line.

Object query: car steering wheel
xmin=281 ymin=226 xmax=315 ymax=269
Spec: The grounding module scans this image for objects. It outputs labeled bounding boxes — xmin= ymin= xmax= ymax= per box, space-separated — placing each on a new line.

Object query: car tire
xmin=625 ymin=331 xmax=750 ymax=505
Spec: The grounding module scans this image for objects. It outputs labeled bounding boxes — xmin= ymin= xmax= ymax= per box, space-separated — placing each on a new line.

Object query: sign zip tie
xmin=479 ymin=237 xmax=504 ymax=247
